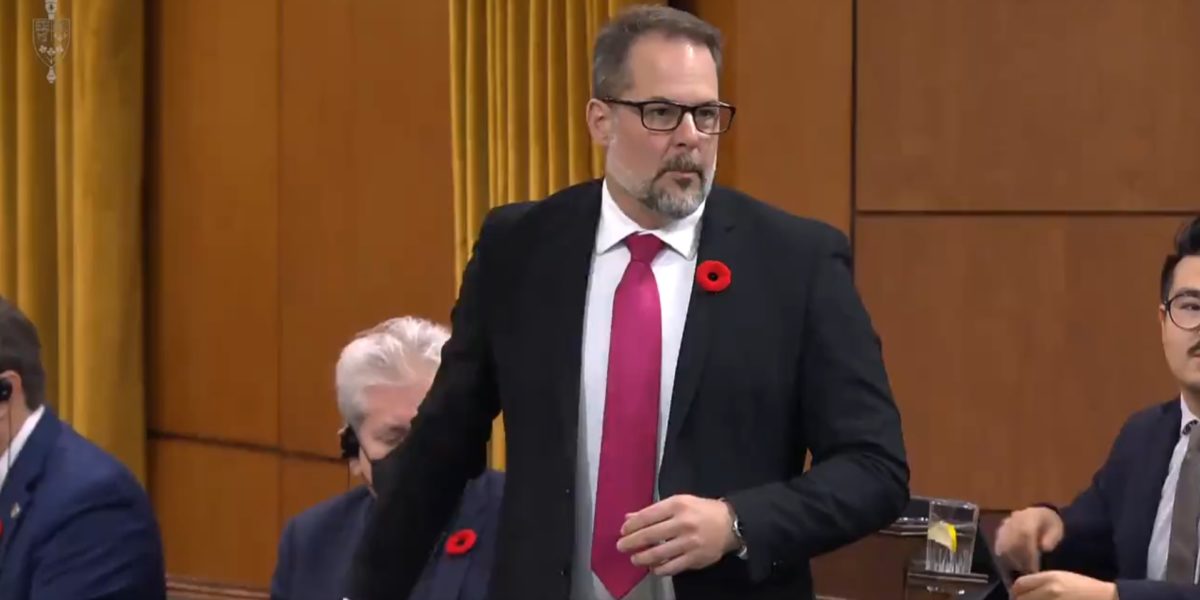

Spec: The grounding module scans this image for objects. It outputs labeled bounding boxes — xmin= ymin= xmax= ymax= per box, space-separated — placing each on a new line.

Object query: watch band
xmin=721 ymin=499 xmax=749 ymax=559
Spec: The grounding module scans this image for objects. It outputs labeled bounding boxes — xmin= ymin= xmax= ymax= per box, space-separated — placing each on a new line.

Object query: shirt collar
xmin=1180 ymin=396 xmax=1199 ymax=435
xmin=0 ymin=405 xmax=46 ymax=489
xmin=595 ymin=178 xmax=705 ymax=259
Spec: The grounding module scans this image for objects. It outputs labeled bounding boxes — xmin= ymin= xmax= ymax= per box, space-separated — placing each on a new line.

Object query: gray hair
xmin=592 ymin=5 xmax=723 ymax=99
xmin=335 ymin=316 xmax=450 ymax=430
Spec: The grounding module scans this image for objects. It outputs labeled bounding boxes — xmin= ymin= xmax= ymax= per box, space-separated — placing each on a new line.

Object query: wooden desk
xmin=812 ymin=530 xmax=924 ymax=599
xmin=811 ymin=508 xmax=1006 ymax=600
xmin=166 ymin=575 xmax=269 ymax=600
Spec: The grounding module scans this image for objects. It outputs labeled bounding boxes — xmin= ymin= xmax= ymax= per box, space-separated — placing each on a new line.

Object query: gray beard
xmin=636 ymin=173 xmax=711 ymax=220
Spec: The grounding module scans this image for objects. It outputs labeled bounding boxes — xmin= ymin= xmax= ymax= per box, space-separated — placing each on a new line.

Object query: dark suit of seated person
xmin=995 ymin=216 xmax=1200 ymax=600
xmin=271 ymin=316 xmax=504 ymax=600
xmin=0 ymin=296 xmax=165 ymax=599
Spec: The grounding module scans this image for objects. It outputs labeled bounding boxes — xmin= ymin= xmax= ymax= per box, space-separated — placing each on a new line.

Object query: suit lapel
xmin=423 ymin=476 xmax=494 ymax=600
xmin=0 ymin=411 xmax=59 ymax=568
xmin=340 ymin=488 xmax=375 ymax=597
xmin=664 ymin=190 xmax=739 ymax=448
xmin=1125 ymin=401 xmax=1182 ymax=576
xmin=530 ymin=183 xmax=602 ymax=462
xmin=0 ymin=488 xmax=29 ymax=569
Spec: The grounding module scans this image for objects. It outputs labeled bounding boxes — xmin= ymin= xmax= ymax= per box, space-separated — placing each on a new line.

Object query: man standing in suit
xmin=352 ymin=6 xmax=908 ymax=600
xmin=995 ymin=216 xmax=1200 ymax=600
xmin=0 ymin=296 xmax=165 ymax=599
xmin=272 ymin=317 xmax=503 ymax=600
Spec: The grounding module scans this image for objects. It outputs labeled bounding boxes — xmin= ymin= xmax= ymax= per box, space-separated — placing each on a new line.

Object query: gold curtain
xmin=0 ymin=0 xmax=146 ymax=482
xmin=450 ymin=0 xmax=663 ymax=470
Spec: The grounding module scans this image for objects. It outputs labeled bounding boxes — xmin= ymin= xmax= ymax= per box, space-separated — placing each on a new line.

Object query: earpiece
xmin=0 ymin=379 xmax=11 ymax=401
xmin=339 ymin=426 xmax=360 ymax=460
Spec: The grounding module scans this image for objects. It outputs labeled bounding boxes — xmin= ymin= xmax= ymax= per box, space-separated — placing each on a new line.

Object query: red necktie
xmin=592 ymin=233 xmax=664 ymax=599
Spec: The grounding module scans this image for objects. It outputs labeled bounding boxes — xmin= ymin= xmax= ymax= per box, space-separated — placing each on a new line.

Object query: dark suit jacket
xmin=273 ymin=469 xmax=504 ymax=600
xmin=352 ymin=180 xmax=910 ymax=600
xmin=1044 ymin=398 xmax=1200 ymax=600
xmin=0 ymin=408 xmax=165 ymax=599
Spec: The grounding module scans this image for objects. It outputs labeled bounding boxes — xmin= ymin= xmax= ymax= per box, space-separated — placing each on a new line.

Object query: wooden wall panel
xmin=280 ymin=457 xmax=354 ymax=531
xmin=687 ymin=0 xmax=852 ymax=233
xmin=277 ymin=0 xmax=456 ymax=457
xmin=856 ymin=215 xmax=1185 ymax=508
xmin=150 ymin=440 xmax=280 ymax=587
xmin=147 ymin=0 xmax=454 ymax=588
xmin=678 ymin=0 xmax=740 ymax=189
xmin=147 ymin=0 xmax=280 ymax=445
xmin=857 ymin=0 xmax=1200 ymax=212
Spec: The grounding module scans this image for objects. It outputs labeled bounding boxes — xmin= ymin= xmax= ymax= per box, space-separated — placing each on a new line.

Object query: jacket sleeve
xmin=725 ymin=226 xmax=910 ymax=583
xmin=32 ymin=477 xmax=166 ymax=600
xmin=1117 ymin=579 xmax=1200 ymax=600
xmin=350 ymin=205 xmax=526 ymax=600
xmin=271 ymin=518 xmax=298 ymax=599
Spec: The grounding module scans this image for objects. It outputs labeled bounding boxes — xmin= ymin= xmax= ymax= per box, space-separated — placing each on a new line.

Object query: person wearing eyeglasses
xmin=351 ymin=6 xmax=908 ymax=600
xmin=995 ymin=216 xmax=1200 ymax=600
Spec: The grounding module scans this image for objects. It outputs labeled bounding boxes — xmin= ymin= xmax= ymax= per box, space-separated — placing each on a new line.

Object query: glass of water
xmin=925 ymin=498 xmax=978 ymax=575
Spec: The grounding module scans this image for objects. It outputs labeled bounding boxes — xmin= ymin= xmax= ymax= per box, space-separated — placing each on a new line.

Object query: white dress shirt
xmin=572 ymin=180 xmax=705 ymax=600
xmin=1146 ymin=397 xmax=1200 ymax=582
xmin=0 ymin=405 xmax=46 ymax=492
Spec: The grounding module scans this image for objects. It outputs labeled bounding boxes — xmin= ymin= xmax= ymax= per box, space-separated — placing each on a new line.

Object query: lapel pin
xmin=445 ymin=528 xmax=478 ymax=556
xmin=696 ymin=260 xmax=732 ymax=293
xmin=10 ymin=503 xmax=20 ymax=519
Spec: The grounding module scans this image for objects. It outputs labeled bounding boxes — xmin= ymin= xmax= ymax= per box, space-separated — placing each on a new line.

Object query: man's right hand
xmin=994 ymin=506 xmax=1064 ymax=574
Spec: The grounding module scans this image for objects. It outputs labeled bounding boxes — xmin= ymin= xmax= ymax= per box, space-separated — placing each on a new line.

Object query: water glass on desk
xmin=925 ymin=498 xmax=979 ymax=575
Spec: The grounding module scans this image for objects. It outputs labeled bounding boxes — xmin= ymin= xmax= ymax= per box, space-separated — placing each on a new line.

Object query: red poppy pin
xmin=696 ymin=260 xmax=731 ymax=293
xmin=445 ymin=528 xmax=478 ymax=556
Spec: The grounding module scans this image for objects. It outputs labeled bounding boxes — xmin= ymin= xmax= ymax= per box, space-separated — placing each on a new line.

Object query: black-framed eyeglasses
xmin=1165 ymin=291 xmax=1200 ymax=331
xmin=603 ymin=98 xmax=736 ymax=134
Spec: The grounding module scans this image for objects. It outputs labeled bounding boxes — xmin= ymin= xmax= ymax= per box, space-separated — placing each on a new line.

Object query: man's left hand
xmin=1012 ymin=571 xmax=1117 ymax=600
xmin=616 ymin=495 xmax=738 ymax=576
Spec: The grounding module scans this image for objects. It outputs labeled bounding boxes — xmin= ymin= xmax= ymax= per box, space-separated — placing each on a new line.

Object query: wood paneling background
xmin=147 ymin=0 xmax=281 ymax=448
xmin=856 ymin=215 xmax=1180 ymax=507
xmin=857 ymin=0 xmax=1200 ymax=212
xmin=686 ymin=0 xmax=854 ymax=234
xmin=149 ymin=440 xmax=283 ymax=585
xmin=689 ymin=0 xmax=1199 ymax=513
xmin=146 ymin=0 xmax=454 ymax=587
xmin=278 ymin=0 xmax=456 ymax=457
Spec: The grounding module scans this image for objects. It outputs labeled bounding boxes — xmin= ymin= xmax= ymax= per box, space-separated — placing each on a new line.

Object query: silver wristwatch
xmin=722 ymin=499 xmax=749 ymax=559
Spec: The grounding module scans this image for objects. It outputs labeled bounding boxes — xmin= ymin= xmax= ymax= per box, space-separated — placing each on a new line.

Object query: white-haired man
xmin=271 ymin=317 xmax=504 ymax=600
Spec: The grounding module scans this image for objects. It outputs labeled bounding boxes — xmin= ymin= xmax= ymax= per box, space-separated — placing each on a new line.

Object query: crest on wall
xmin=32 ymin=0 xmax=70 ymax=84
